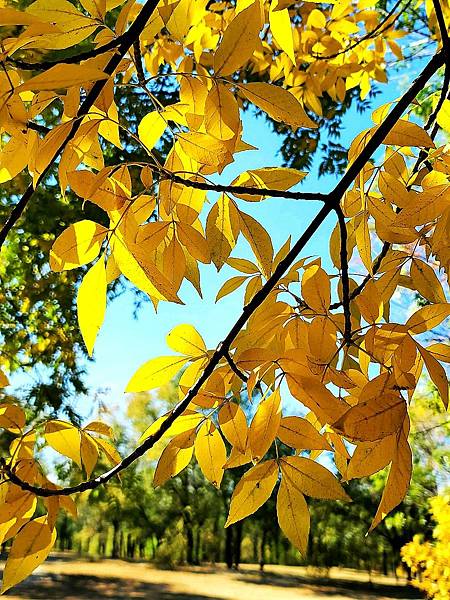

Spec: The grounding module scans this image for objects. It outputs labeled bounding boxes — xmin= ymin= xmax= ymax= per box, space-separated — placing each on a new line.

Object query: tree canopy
xmin=0 ymin=0 xmax=449 ymax=593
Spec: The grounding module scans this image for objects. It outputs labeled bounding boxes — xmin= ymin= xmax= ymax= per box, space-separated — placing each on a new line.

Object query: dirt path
xmin=2 ymin=556 xmax=423 ymax=600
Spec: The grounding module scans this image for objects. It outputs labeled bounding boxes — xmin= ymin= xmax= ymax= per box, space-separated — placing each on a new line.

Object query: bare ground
xmin=2 ymin=555 xmax=424 ymax=600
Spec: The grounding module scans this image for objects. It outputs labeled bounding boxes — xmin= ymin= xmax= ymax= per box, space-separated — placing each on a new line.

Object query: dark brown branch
xmin=6 ymin=35 xmax=125 ymax=71
xmin=223 ymin=350 xmax=248 ymax=382
xmin=432 ymin=0 xmax=449 ymax=47
xmin=133 ymin=39 xmax=146 ymax=86
xmin=162 ymin=171 xmax=329 ymax=202
xmin=0 ymin=0 xmax=161 ymax=250
xmin=4 ymin=38 xmax=447 ymax=499
xmin=26 ymin=121 xmax=50 ymax=135
xmin=335 ymin=207 xmax=352 ymax=344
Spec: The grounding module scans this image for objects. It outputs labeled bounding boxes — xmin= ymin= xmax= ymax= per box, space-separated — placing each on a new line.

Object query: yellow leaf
xmin=240 ymin=82 xmax=317 ymax=130
xmin=436 ymin=99 xmax=450 ymax=133
xmin=248 ymin=389 xmax=282 ymax=461
xmin=224 ymin=445 xmax=252 ymax=469
xmin=230 ymin=167 xmax=307 ymax=201
xmin=138 ymin=111 xmax=167 ymax=152
xmin=112 ymin=235 xmax=182 ymax=303
xmin=355 ymin=216 xmax=372 ymax=274
xmin=280 ymin=456 xmax=350 ymax=501
xmin=0 ymin=7 xmax=43 ymax=25
xmin=126 ymin=355 xmax=190 ymax=393
xmin=239 ymin=210 xmax=273 ymax=279
xmin=153 ymin=430 xmax=195 ymax=487
xmin=1 ymin=516 xmax=57 ymax=594
xmin=194 ymin=420 xmax=227 ymax=488
xmin=83 ymin=421 xmax=114 ymax=438
xmin=166 ymin=324 xmax=207 ymax=357
xmin=277 ymin=477 xmax=309 ymax=555
xmin=225 ymin=460 xmax=278 ymax=526
xmin=204 ymin=84 xmax=240 ymax=141
xmin=139 ymin=411 xmax=205 ymax=444
xmin=410 ymin=259 xmax=446 ymax=304
xmin=417 ymin=344 xmax=449 ymax=409
xmin=18 ymin=64 xmax=108 ymax=92
xmin=394 ymin=185 xmax=449 ymax=227
xmin=218 ymin=402 xmax=248 ymax=454
xmin=0 ymin=405 xmax=26 ymax=434
xmin=215 ymin=275 xmax=249 ymax=302
xmin=406 ymin=303 xmax=450 ymax=334
xmin=206 ymin=194 xmax=240 ymax=270
xmin=308 ymin=8 xmax=326 ymax=27
xmin=427 ymin=343 xmax=450 ymax=363
xmin=50 ymin=220 xmax=108 ymax=272
xmin=278 ymin=416 xmax=332 ymax=451
xmin=214 ymin=2 xmax=262 ymax=76
xmin=378 ymin=171 xmax=412 ymax=209
xmin=77 ymin=258 xmax=107 ymax=357
xmin=178 ymin=132 xmax=232 ymax=170
xmin=269 ymin=3 xmax=295 ymax=64
xmin=334 ymin=393 xmax=406 ymax=442
xmin=80 ymin=0 xmax=106 ymax=19
xmin=26 ymin=0 xmax=98 ymax=49
xmin=301 ymin=265 xmax=330 ymax=313
xmin=370 ymin=427 xmax=411 ymax=531
xmin=347 ymin=436 xmax=395 ymax=480
xmin=383 ymin=120 xmax=435 ymax=147
xmin=80 ymin=432 xmax=99 ymax=478
xmin=0 ymin=370 xmax=9 ymax=388
xmin=94 ymin=437 xmax=121 ymax=466
xmin=44 ymin=421 xmax=82 ymax=468
xmin=176 ymin=222 xmax=210 ymax=264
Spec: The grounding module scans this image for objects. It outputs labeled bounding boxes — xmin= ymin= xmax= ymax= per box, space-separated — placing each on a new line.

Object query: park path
xmin=2 ymin=556 xmax=423 ymax=600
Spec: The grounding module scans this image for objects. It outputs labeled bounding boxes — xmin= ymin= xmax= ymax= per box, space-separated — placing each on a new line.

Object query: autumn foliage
xmin=0 ymin=0 xmax=449 ymax=593
xmin=402 ymin=494 xmax=450 ymax=600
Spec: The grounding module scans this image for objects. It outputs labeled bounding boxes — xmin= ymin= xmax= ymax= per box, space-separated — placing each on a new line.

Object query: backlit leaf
xmin=77 ymin=258 xmax=107 ymax=356
xmin=225 ymin=460 xmax=278 ymax=526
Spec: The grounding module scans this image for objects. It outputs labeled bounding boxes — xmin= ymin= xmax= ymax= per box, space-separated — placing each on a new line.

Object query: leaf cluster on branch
xmin=0 ymin=0 xmax=449 ymax=592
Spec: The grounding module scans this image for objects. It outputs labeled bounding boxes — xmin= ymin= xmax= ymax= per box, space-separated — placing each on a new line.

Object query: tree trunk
xmin=225 ymin=526 xmax=233 ymax=569
xmin=260 ymin=528 xmax=267 ymax=572
xmin=112 ymin=519 xmax=120 ymax=559
xmin=233 ymin=521 xmax=243 ymax=570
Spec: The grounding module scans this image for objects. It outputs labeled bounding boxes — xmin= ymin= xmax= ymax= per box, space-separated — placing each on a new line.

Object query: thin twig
xmin=223 ymin=350 xmax=248 ymax=382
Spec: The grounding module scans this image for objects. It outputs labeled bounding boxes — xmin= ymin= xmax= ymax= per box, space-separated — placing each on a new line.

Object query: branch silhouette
xmin=3 ymin=48 xmax=446 ymax=496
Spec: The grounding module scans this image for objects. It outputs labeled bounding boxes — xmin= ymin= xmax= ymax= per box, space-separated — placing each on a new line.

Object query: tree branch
xmin=6 ymin=35 xmax=125 ymax=71
xmin=330 ymin=48 xmax=447 ymax=310
xmin=160 ymin=171 xmax=329 ymax=202
xmin=3 ymin=38 xmax=447 ymax=499
xmin=0 ymin=0 xmax=161 ymax=250
xmin=432 ymin=0 xmax=449 ymax=47
xmin=223 ymin=350 xmax=248 ymax=382
xmin=335 ymin=207 xmax=352 ymax=344
xmin=133 ymin=39 xmax=146 ymax=86
xmin=2 ymin=203 xmax=334 ymax=496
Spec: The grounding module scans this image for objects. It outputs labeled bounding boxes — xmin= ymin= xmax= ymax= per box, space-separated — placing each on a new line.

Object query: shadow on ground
xmin=234 ymin=568 xmax=423 ymax=599
xmin=3 ymin=572 xmax=223 ymax=600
